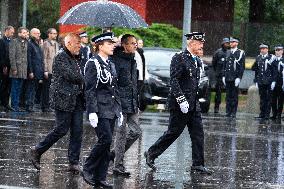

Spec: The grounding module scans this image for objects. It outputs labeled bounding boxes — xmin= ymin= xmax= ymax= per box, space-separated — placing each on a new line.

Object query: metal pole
xmin=22 ymin=0 xmax=27 ymax=27
xmin=182 ymin=0 xmax=192 ymax=49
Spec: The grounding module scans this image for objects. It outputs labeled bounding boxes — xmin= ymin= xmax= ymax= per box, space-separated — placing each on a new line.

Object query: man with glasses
xmin=252 ymin=43 xmax=276 ymax=124
xmin=112 ymin=34 xmax=142 ymax=177
xmin=270 ymin=45 xmax=284 ymax=123
xmin=42 ymin=28 xmax=59 ymax=112
xmin=144 ymin=32 xmax=212 ymax=175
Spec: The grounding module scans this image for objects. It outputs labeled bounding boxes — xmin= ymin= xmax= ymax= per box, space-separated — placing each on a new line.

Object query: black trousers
xmin=36 ymin=109 xmax=83 ymax=165
xmin=0 ymin=73 xmax=11 ymax=107
xmin=214 ymin=77 xmax=224 ymax=109
xmin=225 ymin=81 xmax=239 ymax=116
xmin=148 ymin=110 xmax=204 ymax=166
xmin=271 ymin=85 xmax=284 ymax=118
xmin=41 ymin=74 xmax=52 ymax=109
xmin=259 ymin=84 xmax=272 ymax=119
xmin=84 ymin=118 xmax=116 ymax=181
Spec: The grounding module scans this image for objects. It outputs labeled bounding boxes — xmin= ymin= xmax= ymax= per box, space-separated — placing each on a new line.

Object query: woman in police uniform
xmin=81 ymin=32 xmax=122 ymax=188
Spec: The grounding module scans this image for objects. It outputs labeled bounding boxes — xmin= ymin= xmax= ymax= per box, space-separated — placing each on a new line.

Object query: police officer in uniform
xmin=81 ymin=32 xmax=122 ymax=188
xmin=144 ymin=32 xmax=212 ymax=175
xmin=212 ymin=38 xmax=230 ymax=113
xmin=271 ymin=45 xmax=284 ymax=123
xmin=79 ymin=31 xmax=92 ymax=75
xmin=252 ymin=43 xmax=276 ymax=123
xmin=222 ymin=37 xmax=245 ymax=118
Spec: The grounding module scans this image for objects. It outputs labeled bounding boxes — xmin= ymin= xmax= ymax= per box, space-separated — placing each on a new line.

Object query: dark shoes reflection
xmin=81 ymin=170 xmax=113 ymax=188
xmin=113 ymin=168 xmax=131 ymax=177
xmin=67 ymin=164 xmax=82 ymax=174
xmin=191 ymin=165 xmax=213 ymax=175
xmin=144 ymin=151 xmax=156 ymax=171
xmin=29 ymin=147 xmax=41 ymax=170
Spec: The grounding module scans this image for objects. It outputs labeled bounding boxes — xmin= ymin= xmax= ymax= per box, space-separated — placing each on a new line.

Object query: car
xmin=139 ymin=47 xmax=211 ymax=113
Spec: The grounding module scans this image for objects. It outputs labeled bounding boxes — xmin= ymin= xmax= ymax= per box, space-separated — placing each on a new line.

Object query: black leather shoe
xmin=29 ymin=147 xmax=41 ymax=170
xmin=67 ymin=164 xmax=81 ymax=174
xmin=191 ymin=165 xmax=212 ymax=175
xmin=144 ymin=151 xmax=156 ymax=171
xmin=270 ymin=116 xmax=277 ymax=120
xmin=225 ymin=113 xmax=231 ymax=117
xmin=214 ymin=107 xmax=219 ymax=114
xmin=94 ymin=180 xmax=113 ymax=188
xmin=81 ymin=170 xmax=95 ymax=186
xmin=113 ymin=168 xmax=131 ymax=177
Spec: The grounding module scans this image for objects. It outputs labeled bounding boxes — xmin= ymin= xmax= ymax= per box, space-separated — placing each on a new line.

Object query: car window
xmin=144 ymin=50 xmax=177 ymax=68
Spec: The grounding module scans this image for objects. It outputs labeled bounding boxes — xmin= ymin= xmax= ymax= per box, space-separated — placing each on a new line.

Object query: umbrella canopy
xmin=57 ymin=0 xmax=148 ymax=28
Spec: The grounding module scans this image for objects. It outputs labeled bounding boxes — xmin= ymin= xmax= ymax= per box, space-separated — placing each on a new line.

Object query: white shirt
xmin=135 ymin=51 xmax=144 ymax=81
xmin=231 ymin=47 xmax=238 ymax=54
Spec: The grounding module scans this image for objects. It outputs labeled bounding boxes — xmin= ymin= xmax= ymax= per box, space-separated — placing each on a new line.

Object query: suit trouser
xmin=84 ymin=118 xmax=115 ymax=181
xmin=147 ymin=110 xmax=204 ymax=166
xmin=36 ymin=109 xmax=83 ymax=165
xmin=114 ymin=112 xmax=142 ymax=170
xmin=214 ymin=77 xmax=224 ymax=109
xmin=271 ymin=85 xmax=284 ymax=118
xmin=25 ymin=79 xmax=40 ymax=109
xmin=225 ymin=81 xmax=239 ymax=115
xmin=41 ymin=74 xmax=52 ymax=109
xmin=259 ymin=84 xmax=272 ymax=119
xmin=0 ymin=73 xmax=11 ymax=107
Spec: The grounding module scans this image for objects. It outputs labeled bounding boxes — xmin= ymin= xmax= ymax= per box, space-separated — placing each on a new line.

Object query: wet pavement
xmin=0 ymin=111 xmax=283 ymax=189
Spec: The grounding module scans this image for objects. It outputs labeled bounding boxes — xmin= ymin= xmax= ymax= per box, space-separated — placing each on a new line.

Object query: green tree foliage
xmin=27 ymin=0 xmax=60 ymax=38
xmin=85 ymin=23 xmax=183 ymax=49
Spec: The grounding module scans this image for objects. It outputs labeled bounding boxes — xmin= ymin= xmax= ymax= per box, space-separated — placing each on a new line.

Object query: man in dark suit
xmin=0 ymin=26 xmax=14 ymax=111
xmin=29 ymin=33 xmax=85 ymax=173
xmin=79 ymin=31 xmax=91 ymax=75
xmin=144 ymin=32 xmax=212 ymax=175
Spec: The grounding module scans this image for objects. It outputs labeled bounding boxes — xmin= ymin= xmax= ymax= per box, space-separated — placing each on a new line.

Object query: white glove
xmin=222 ymin=77 xmax=226 ymax=86
xmin=179 ymin=101 xmax=189 ymax=114
xmin=89 ymin=113 xmax=98 ymax=128
xmin=271 ymin=81 xmax=276 ymax=90
xmin=255 ymin=83 xmax=258 ymax=89
xmin=235 ymin=78 xmax=240 ymax=87
xmin=117 ymin=112 xmax=123 ymax=127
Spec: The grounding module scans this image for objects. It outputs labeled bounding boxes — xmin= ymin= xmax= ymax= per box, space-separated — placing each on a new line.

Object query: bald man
xmin=30 ymin=33 xmax=85 ymax=173
xmin=25 ymin=28 xmax=44 ymax=112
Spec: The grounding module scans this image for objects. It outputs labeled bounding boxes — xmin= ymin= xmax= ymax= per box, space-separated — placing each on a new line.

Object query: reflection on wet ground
xmin=0 ymin=111 xmax=283 ymax=188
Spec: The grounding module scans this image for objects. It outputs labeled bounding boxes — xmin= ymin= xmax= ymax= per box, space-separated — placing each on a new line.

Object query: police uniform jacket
xmin=167 ymin=49 xmax=201 ymax=112
xmin=222 ymin=48 xmax=245 ymax=82
xmin=50 ymin=47 xmax=85 ymax=112
xmin=84 ymin=54 xmax=121 ymax=119
xmin=79 ymin=45 xmax=91 ymax=74
xmin=272 ymin=56 xmax=284 ymax=87
xmin=112 ymin=47 xmax=138 ymax=114
xmin=212 ymin=47 xmax=228 ymax=77
xmin=252 ymin=54 xmax=276 ymax=85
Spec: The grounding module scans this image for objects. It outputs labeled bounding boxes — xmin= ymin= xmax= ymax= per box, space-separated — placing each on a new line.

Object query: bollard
xmin=246 ymin=85 xmax=260 ymax=114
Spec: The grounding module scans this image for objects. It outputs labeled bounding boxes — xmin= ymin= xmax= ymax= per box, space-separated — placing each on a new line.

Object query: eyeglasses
xmin=127 ymin=42 xmax=137 ymax=45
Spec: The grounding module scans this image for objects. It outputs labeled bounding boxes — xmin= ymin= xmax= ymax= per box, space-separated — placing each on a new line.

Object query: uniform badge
xmin=221 ymin=58 xmax=225 ymax=61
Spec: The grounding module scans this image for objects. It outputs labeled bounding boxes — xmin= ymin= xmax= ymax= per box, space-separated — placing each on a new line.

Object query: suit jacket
xmin=27 ymin=38 xmax=44 ymax=80
xmin=223 ymin=48 xmax=245 ymax=82
xmin=0 ymin=36 xmax=11 ymax=79
xmin=50 ymin=47 xmax=85 ymax=112
xmin=84 ymin=54 xmax=121 ymax=119
xmin=167 ymin=49 xmax=201 ymax=112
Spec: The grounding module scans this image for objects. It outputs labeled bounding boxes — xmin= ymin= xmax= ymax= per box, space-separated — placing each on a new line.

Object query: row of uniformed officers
xmin=213 ymin=38 xmax=284 ymax=123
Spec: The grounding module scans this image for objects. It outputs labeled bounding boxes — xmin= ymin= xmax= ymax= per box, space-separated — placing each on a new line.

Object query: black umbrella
xmin=57 ymin=0 xmax=148 ymax=28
